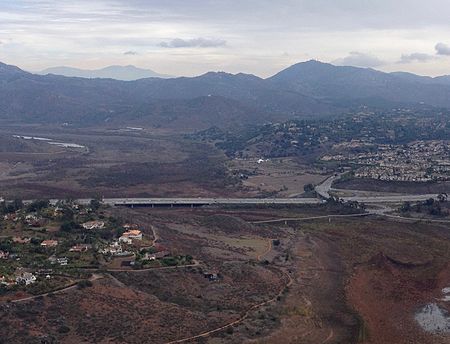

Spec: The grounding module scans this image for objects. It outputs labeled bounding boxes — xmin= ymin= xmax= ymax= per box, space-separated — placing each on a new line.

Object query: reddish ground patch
xmin=347 ymin=254 xmax=450 ymax=344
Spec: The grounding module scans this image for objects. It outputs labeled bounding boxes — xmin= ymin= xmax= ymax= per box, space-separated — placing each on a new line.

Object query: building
xmin=143 ymin=251 xmax=170 ymax=261
xmin=25 ymin=214 xmax=44 ymax=227
xmin=13 ymin=237 xmax=31 ymax=244
xmin=0 ymin=250 xmax=9 ymax=259
xmin=121 ymin=229 xmax=143 ymax=240
xmin=123 ymin=223 xmax=139 ymax=230
xmin=41 ymin=240 xmax=58 ymax=247
xmin=16 ymin=272 xmax=37 ymax=286
xmin=69 ymin=244 xmax=92 ymax=252
xmin=99 ymin=241 xmax=124 ymax=256
xmin=118 ymin=236 xmax=133 ymax=244
xmin=57 ymin=257 xmax=68 ymax=266
xmin=82 ymin=221 xmax=105 ymax=230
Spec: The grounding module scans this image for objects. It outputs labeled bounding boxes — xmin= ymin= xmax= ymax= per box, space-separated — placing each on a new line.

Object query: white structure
xmin=16 ymin=272 xmax=37 ymax=286
xmin=82 ymin=221 xmax=105 ymax=230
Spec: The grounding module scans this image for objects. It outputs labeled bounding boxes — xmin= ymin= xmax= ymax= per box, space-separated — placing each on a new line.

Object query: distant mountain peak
xmin=39 ymin=65 xmax=173 ymax=81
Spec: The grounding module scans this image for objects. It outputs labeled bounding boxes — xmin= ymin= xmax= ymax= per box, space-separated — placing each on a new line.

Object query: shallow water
xmin=47 ymin=142 xmax=85 ymax=149
xmin=13 ymin=134 xmax=86 ymax=149
xmin=13 ymin=135 xmax=52 ymax=141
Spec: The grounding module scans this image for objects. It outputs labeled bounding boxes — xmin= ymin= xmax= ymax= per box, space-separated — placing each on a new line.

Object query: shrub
xmin=77 ymin=280 xmax=93 ymax=289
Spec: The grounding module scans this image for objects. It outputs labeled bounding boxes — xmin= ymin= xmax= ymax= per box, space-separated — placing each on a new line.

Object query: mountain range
xmin=1 ymin=60 xmax=450 ymax=130
xmin=39 ymin=65 xmax=173 ymax=81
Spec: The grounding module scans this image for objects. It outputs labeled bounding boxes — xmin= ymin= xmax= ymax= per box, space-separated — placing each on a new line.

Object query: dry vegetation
xmin=0 ymin=127 xmax=241 ymax=199
xmin=2 ymin=204 xmax=449 ymax=343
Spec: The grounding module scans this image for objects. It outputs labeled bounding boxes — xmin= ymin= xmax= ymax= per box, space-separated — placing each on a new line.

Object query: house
xmin=0 ymin=275 xmax=14 ymax=286
xmin=4 ymin=213 xmax=19 ymax=222
xmin=16 ymin=272 xmax=37 ymax=286
xmin=13 ymin=237 xmax=31 ymax=244
xmin=25 ymin=214 xmax=42 ymax=227
xmin=203 ymin=272 xmax=220 ymax=282
xmin=143 ymin=251 xmax=170 ymax=261
xmin=0 ymin=250 xmax=9 ymax=259
xmin=99 ymin=241 xmax=123 ymax=255
xmin=48 ymin=256 xmax=68 ymax=265
xmin=82 ymin=221 xmax=105 ymax=230
xmin=57 ymin=257 xmax=68 ymax=266
xmin=121 ymin=229 xmax=143 ymax=240
xmin=41 ymin=240 xmax=58 ymax=247
xmin=69 ymin=244 xmax=92 ymax=252
xmin=119 ymin=236 xmax=133 ymax=244
xmin=53 ymin=207 xmax=64 ymax=217
xmin=123 ymin=223 xmax=139 ymax=230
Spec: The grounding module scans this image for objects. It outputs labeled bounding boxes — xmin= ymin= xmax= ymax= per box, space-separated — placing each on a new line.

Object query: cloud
xmin=124 ymin=50 xmax=138 ymax=55
xmin=399 ymin=52 xmax=434 ymax=63
xmin=160 ymin=37 xmax=227 ymax=48
xmin=435 ymin=42 xmax=450 ymax=55
xmin=333 ymin=52 xmax=385 ymax=68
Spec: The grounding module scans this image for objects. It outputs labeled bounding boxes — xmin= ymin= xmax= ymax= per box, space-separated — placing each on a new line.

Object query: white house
xmin=16 ymin=272 xmax=37 ymax=286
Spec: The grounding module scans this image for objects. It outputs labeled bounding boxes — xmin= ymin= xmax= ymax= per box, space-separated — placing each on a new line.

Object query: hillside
xmin=1 ymin=60 xmax=450 ymax=130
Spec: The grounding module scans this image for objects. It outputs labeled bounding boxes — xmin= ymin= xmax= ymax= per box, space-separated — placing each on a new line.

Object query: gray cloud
xmin=2 ymin=1 xmax=450 ymax=76
xmin=435 ymin=42 xmax=450 ymax=56
xmin=333 ymin=52 xmax=385 ymax=68
xmin=124 ymin=50 xmax=138 ymax=55
xmin=399 ymin=52 xmax=434 ymax=64
xmin=160 ymin=38 xmax=226 ymax=48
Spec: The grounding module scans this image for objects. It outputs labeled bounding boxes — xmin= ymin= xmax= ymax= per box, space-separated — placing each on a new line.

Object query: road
xmin=16 ymin=180 xmax=441 ymax=207
xmin=22 ymin=194 xmax=440 ymax=208
xmin=104 ymin=194 xmax=440 ymax=205
xmin=314 ymin=174 xmax=339 ymax=199
xmin=314 ymin=174 xmax=441 ymax=204
xmin=43 ymin=197 xmax=324 ymax=206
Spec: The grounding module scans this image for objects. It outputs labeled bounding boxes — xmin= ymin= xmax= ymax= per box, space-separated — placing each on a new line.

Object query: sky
xmin=1 ymin=0 xmax=450 ymax=77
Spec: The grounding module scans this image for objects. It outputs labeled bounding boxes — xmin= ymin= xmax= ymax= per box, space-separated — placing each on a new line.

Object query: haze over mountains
xmin=39 ymin=65 xmax=173 ymax=81
xmin=1 ymin=60 xmax=450 ymax=130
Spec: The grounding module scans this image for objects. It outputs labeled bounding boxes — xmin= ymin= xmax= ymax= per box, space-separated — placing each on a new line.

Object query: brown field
xmin=0 ymin=126 xmax=243 ymax=199
xmin=2 ymin=205 xmax=450 ymax=343
xmin=334 ymin=177 xmax=450 ymax=195
xmin=230 ymin=157 xmax=327 ymax=197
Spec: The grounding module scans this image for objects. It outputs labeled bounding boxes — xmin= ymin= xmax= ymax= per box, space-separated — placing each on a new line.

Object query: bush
xmin=58 ymin=325 xmax=71 ymax=334
xmin=77 ymin=280 xmax=93 ymax=289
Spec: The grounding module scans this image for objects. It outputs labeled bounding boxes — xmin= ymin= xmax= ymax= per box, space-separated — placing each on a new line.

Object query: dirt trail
xmin=165 ymin=270 xmax=293 ymax=344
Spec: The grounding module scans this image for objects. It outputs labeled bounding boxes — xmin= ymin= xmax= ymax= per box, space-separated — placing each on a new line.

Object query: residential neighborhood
xmin=0 ymin=198 xmax=192 ymax=298
xmin=321 ymin=140 xmax=450 ymax=182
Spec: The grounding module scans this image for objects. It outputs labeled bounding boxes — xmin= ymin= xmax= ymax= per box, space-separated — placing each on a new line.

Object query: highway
xmin=49 ymin=194 xmax=440 ymax=207
xmin=16 ymin=175 xmax=442 ymax=207
xmin=101 ymin=197 xmax=323 ymax=206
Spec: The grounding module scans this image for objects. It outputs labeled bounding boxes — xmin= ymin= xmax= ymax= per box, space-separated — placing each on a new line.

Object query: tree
xmin=89 ymin=199 xmax=101 ymax=212
xmin=437 ymin=193 xmax=448 ymax=203
xmin=27 ymin=199 xmax=49 ymax=213
xmin=425 ymin=198 xmax=435 ymax=206
xmin=60 ymin=221 xmax=77 ymax=232
xmin=400 ymin=201 xmax=411 ymax=213
xmin=303 ymin=183 xmax=315 ymax=193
